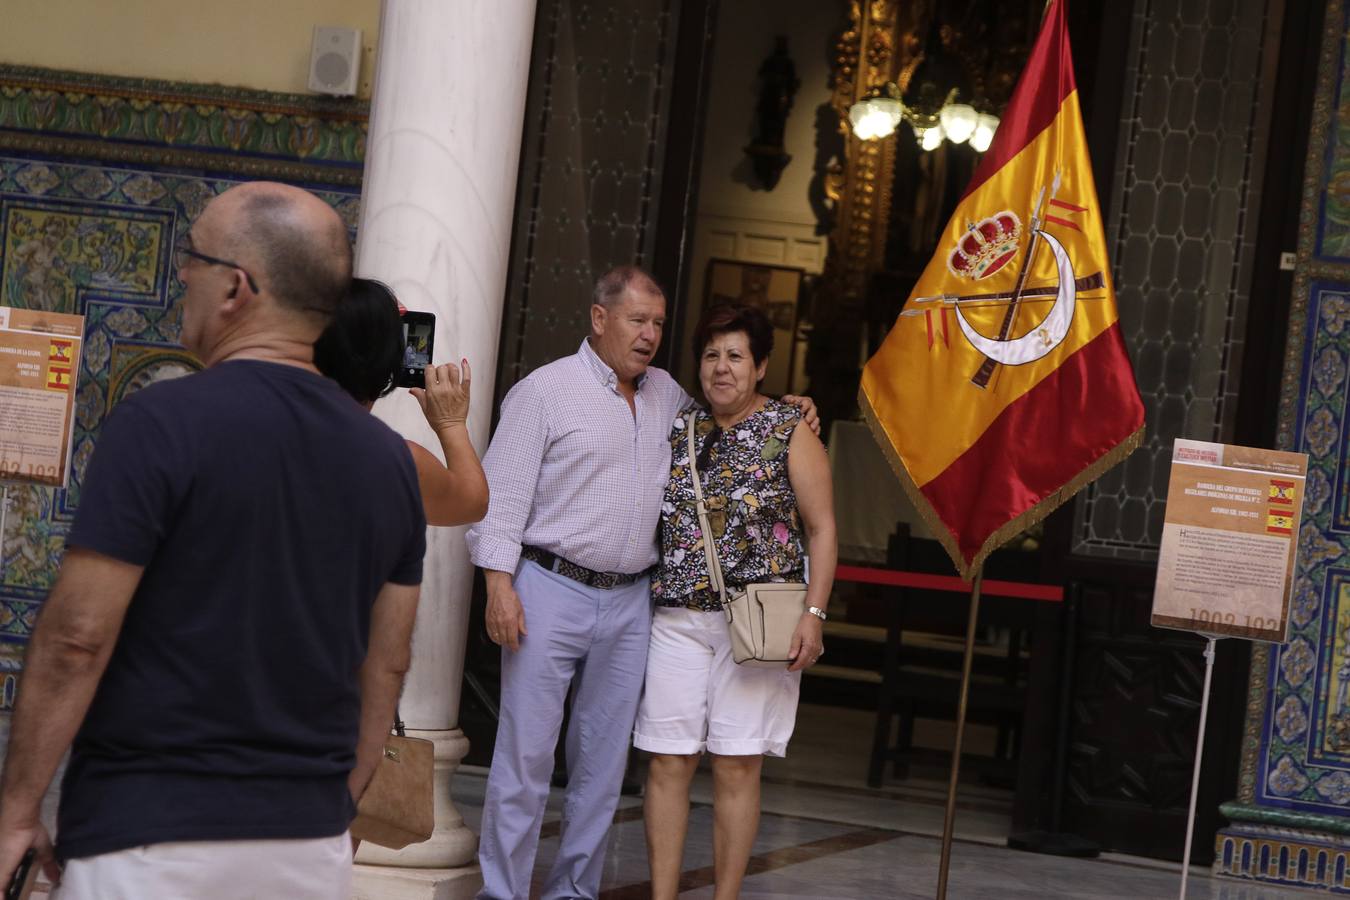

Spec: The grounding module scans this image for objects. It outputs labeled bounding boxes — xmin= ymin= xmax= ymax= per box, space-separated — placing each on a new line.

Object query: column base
xmin=357 ymin=728 xmax=478 ymax=869
xmin=352 ymin=863 xmax=483 ymax=900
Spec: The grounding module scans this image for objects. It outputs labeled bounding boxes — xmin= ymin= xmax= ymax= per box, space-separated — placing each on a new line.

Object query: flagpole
xmin=936 ymin=565 xmax=983 ymax=900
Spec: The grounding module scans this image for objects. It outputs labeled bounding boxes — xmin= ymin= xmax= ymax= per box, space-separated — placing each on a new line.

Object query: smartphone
xmin=5 ymin=849 xmax=36 ymax=900
xmin=396 ymin=311 xmax=437 ymax=389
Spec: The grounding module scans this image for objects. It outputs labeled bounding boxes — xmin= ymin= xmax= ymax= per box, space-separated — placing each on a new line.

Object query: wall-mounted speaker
xmin=308 ymin=26 xmax=362 ymax=97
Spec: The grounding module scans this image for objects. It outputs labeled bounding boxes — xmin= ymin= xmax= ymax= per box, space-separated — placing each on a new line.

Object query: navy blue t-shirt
xmin=56 ymin=360 xmax=426 ymax=860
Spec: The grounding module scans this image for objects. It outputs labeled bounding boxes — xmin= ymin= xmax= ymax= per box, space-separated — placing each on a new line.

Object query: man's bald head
xmin=208 ymin=182 xmax=352 ymax=317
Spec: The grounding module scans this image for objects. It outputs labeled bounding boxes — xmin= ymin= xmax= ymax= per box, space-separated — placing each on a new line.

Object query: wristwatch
xmin=806 ymin=606 xmax=827 ymax=621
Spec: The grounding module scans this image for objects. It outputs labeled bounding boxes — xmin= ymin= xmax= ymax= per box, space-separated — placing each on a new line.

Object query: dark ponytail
xmin=314 ymin=277 xmax=404 ymax=405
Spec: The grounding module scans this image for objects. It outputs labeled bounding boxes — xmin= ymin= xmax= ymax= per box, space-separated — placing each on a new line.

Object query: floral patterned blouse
xmin=652 ymin=398 xmax=806 ymax=612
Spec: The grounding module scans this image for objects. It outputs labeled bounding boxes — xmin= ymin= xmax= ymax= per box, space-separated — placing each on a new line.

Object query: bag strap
xmin=686 ymin=418 xmax=731 ymax=612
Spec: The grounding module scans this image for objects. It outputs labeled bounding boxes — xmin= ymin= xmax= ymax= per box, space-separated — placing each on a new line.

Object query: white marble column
xmin=350 ymin=0 xmax=536 ymax=891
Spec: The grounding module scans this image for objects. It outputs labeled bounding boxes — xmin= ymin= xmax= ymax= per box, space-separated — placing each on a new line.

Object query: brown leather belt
xmin=521 ymin=546 xmax=650 ymax=590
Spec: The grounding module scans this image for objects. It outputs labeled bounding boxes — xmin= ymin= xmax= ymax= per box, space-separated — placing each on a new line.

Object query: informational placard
xmin=0 ymin=307 xmax=84 ymax=488
xmin=1151 ymin=439 xmax=1307 ymax=643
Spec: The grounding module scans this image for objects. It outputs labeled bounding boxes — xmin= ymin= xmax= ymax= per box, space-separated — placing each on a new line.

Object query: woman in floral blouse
xmin=634 ymin=303 xmax=837 ymax=900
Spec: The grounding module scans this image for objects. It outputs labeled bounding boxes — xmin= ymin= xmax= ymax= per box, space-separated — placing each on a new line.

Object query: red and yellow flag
xmin=1268 ymin=479 xmax=1296 ymax=506
xmin=45 ymin=365 xmax=72 ymax=391
xmin=860 ymin=0 xmax=1145 ymax=580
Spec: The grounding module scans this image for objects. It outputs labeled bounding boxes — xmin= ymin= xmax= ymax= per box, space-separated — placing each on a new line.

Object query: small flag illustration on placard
xmin=46 ymin=366 xmax=72 ymax=391
xmin=48 ymin=339 xmax=73 ymax=364
xmin=1267 ymin=510 xmax=1294 ymax=535
xmin=1269 ymin=479 xmax=1296 ymax=506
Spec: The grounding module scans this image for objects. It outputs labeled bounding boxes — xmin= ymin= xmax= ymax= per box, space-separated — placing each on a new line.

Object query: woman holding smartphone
xmin=315 ymin=277 xmax=488 ymax=527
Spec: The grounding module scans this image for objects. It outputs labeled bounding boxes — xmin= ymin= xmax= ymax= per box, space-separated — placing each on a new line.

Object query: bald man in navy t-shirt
xmin=0 ymin=182 xmax=426 ymax=899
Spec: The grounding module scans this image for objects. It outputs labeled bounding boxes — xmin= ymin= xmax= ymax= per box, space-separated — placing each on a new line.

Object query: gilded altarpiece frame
xmin=808 ymin=0 xmax=905 ymax=419
xmin=0 ymin=67 xmax=366 ymax=708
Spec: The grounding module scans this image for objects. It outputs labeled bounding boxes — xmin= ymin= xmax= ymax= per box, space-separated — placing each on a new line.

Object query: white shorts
xmin=633 ymin=605 xmax=801 ymax=757
xmin=52 ymin=832 xmax=353 ymax=900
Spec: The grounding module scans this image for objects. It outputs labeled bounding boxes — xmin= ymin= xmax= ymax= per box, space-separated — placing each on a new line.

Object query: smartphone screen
xmin=396 ymin=311 xmax=436 ymax=388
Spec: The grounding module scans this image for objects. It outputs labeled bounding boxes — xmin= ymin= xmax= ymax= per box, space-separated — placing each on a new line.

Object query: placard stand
xmin=1147 ymin=439 xmax=1307 ymax=896
xmin=1178 ymin=634 xmax=1219 ymax=900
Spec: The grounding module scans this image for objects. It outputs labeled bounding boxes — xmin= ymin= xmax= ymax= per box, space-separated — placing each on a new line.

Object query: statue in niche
xmin=808 ymin=102 xmax=846 ymax=237
xmin=743 ymin=36 xmax=800 ymax=191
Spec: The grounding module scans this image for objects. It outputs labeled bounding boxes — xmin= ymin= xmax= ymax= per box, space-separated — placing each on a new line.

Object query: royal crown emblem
xmin=947 ymin=211 xmax=1023 ymax=280
xmin=904 ymin=173 xmax=1108 ymax=387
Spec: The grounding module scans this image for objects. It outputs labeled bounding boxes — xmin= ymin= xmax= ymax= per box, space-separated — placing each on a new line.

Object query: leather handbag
xmin=349 ymin=711 xmax=434 ymax=850
xmin=686 ymin=422 xmax=807 ymax=667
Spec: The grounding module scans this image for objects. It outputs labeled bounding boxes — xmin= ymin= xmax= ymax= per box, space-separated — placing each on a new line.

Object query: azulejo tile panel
xmin=2 ymin=199 xmax=167 ymax=313
xmin=1218 ymin=823 xmax=1350 ymax=893
xmin=1318 ymin=23 xmax=1350 ymax=263
xmin=1256 ymin=282 xmax=1350 ymax=816
xmin=0 ymin=66 xmax=367 ymax=182
xmin=1221 ymin=0 xmax=1350 ymax=888
xmin=0 ymin=68 xmax=365 ymax=707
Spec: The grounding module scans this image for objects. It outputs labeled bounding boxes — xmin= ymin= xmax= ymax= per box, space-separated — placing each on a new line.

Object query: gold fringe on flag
xmin=858 ymin=387 xmax=1144 ymax=583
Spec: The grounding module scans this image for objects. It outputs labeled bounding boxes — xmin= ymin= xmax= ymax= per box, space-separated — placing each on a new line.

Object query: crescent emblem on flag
xmin=953 ymin=228 xmax=1076 ymax=366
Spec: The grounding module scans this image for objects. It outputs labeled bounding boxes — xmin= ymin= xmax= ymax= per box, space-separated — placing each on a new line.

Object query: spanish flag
xmin=1268 ymin=479 xmax=1296 ymax=506
xmin=46 ymin=365 xmax=72 ymax=391
xmin=860 ymin=0 xmax=1145 ymax=580
xmin=1266 ymin=511 xmax=1294 ymax=536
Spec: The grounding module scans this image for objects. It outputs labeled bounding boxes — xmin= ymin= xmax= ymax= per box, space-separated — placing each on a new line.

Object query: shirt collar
xmin=579 ymin=338 xmax=649 ymax=391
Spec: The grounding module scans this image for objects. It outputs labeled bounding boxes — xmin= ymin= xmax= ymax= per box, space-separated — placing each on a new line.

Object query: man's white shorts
xmin=51 ymin=832 xmax=352 ymax=900
xmin=633 ymin=604 xmax=801 ymax=757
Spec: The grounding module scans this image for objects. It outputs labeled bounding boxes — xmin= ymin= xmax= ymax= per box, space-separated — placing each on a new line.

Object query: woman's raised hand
xmin=410 ymin=359 xmax=471 ymax=432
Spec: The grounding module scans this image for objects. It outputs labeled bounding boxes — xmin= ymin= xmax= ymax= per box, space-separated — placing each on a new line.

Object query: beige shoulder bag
xmin=686 ymin=419 xmax=807 ymax=667
xmin=350 ymin=710 xmax=434 ymax=850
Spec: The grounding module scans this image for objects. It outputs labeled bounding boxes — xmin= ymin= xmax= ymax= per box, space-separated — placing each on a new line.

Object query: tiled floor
xmin=12 ymin=703 xmax=1323 ymax=898
xmin=452 ymin=771 xmax=1319 ymax=899
xmin=451 ymin=703 xmax=1322 ymax=899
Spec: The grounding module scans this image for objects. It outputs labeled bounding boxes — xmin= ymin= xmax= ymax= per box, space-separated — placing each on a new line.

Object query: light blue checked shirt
xmin=466 ymin=339 xmax=690 ymax=576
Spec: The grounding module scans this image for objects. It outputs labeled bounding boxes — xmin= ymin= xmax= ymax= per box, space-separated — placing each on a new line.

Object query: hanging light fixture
xmin=938 ymin=103 xmax=979 ymax=144
xmin=969 ymin=112 xmax=1000 ymax=152
xmin=844 ymin=7 xmax=1000 ymax=152
xmin=848 ymin=91 xmax=995 ymax=153
xmin=918 ymin=124 xmax=945 ymax=151
xmin=847 ymin=83 xmax=905 ymax=141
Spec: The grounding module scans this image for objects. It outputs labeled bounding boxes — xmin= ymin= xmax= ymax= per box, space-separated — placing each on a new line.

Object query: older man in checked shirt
xmin=466 ymin=266 xmax=812 ymax=899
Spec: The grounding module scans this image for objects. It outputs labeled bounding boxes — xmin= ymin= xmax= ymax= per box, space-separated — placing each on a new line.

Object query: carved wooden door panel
xmin=1055 ymin=569 xmax=1250 ymax=861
